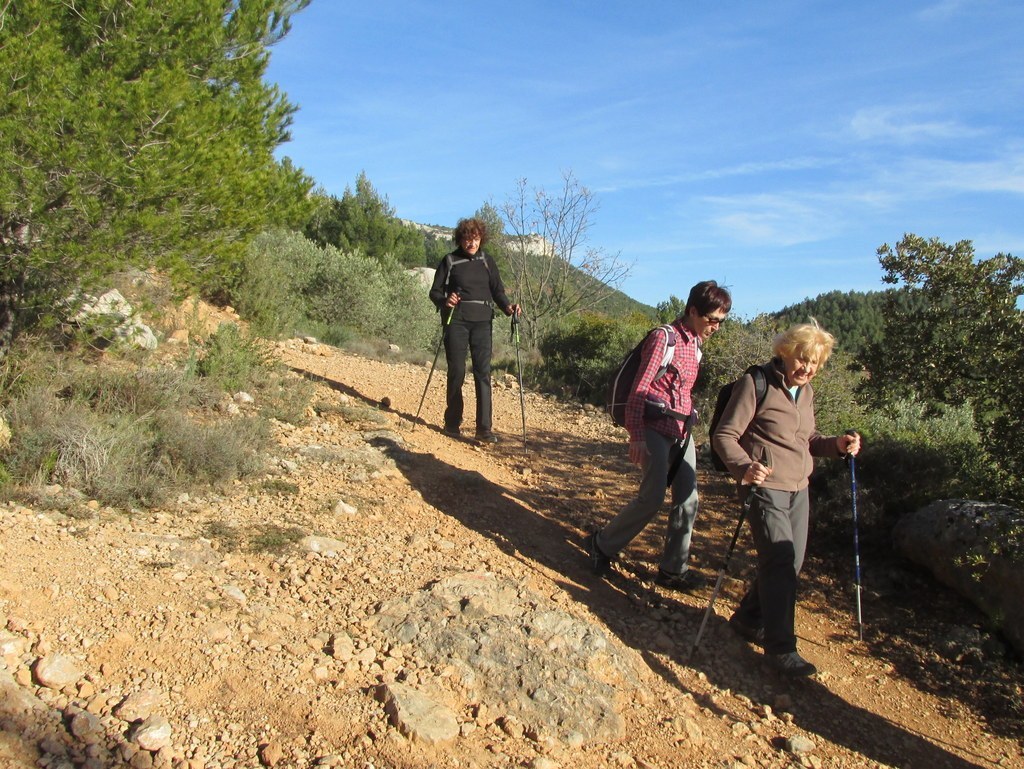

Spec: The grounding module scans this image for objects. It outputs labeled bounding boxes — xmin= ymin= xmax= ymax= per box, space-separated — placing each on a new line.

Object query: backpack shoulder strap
xmin=746 ymin=362 xmax=770 ymax=408
xmin=443 ymin=253 xmax=455 ymax=291
xmin=656 ymin=325 xmax=676 ymax=371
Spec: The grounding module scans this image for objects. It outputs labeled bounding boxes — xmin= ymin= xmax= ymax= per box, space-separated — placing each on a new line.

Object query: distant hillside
xmin=401 ymin=220 xmax=655 ymax=321
xmin=772 ymin=288 xmax=923 ymax=361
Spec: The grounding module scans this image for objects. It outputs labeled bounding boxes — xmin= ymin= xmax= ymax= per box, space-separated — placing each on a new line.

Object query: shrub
xmin=233 ymin=230 xmax=319 ymax=338
xmin=537 ymin=312 xmax=652 ymax=401
xmin=0 ymin=335 xmax=280 ymax=507
xmin=811 ymin=397 xmax=994 ymax=535
xmin=232 ymin=229 xmax=439 ymax=354
xmin=194 ymin=323 xmax=274 ymax=394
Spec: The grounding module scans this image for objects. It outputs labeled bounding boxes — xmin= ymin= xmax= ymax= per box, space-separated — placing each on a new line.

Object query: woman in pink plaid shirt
xmin=587 ymin=280 xmax=732 ymax=591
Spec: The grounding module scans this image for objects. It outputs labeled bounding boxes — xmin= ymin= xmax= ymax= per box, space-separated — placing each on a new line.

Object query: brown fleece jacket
xmin=711 ymin=359 xmax=843 ymax=492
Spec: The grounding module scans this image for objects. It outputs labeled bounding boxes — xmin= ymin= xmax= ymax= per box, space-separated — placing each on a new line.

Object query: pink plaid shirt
xmin=624 ymin=319 xmax=701 ymax=443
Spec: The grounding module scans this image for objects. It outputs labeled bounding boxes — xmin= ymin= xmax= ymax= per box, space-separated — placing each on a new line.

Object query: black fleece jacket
xmin=429 ymin=248 xmax=512 ymax=323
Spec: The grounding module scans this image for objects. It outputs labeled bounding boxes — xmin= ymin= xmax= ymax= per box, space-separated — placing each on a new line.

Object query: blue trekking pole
xmin=846 ymin=430 xmax=864 ymax=641
xmin=414 ymin=300 xmax=457 ymax=428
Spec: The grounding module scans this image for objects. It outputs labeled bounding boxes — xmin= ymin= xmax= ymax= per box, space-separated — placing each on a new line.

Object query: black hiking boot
xmin=766 ymin=651 xmax=817 ymax=677
xmin=655 ymin=568 xmax=707 ymax=593
xmin=475 ymin=430 xmax=498 ymax=444
xmin=585 ymin=531 xmax=613 ymax=577
xmin=442 ymin=424 xmax=461 ymax=437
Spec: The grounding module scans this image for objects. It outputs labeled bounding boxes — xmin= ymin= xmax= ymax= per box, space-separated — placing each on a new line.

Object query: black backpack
xmin=708 ymin=363 xmax=771 ymax=472
xmin=606 ymin=325 xmax=676 ymax=428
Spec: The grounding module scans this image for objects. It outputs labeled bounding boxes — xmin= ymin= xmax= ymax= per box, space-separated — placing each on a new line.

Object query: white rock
xmin=332 ymin=500 xmax=358 ymax=516
xmin=34 ymin=654 xmax=82 ymax=689
xmin=133 ymin=715 xmax=173 ymax=751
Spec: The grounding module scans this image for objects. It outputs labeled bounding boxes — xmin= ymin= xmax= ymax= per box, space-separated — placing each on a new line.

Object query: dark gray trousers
xmin=734 ymin=486 xmax=810 ymax=655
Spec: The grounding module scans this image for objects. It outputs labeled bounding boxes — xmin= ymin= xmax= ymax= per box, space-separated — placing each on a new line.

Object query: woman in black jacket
xmin=429 ymin=217 xmax=520 ymax=442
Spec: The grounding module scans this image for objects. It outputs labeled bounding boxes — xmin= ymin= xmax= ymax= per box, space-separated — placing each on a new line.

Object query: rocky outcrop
xmin=893 ymin=499 xmax=1024 ymax=656
xmin=71 ymin=289 xmax=158 ymax=350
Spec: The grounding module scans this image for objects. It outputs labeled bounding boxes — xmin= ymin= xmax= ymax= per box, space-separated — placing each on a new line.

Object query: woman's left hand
xmin=507 ymin=304 xmax=522 ymax=317
xmin=838 ymin=432 xmax=861 ymax=456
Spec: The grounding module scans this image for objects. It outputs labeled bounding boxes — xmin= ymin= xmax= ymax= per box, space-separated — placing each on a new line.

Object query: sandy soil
xmin=0 ymin=333 xmax=1021 ymax=769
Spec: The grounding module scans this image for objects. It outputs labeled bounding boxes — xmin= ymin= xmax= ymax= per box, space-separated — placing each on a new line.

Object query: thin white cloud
xmin=917 ymin=0 xmax=970 ymax=21
xmin=596 ymin=157 xmax=835 ymax=194
xmin=850 ymin=105 xmax=981 ymax=143
xmin=703 ymin=193 xmax=842 ymax=247
xmin=883 ymin=153 xmax=1024 ymax=195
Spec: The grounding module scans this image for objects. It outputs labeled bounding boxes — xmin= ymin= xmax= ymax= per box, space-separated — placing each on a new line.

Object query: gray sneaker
xmin=767 ymin=651 xmax=817 ymax=677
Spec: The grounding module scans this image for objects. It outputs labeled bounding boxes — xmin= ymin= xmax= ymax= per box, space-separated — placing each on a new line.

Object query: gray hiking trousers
xmin=733 ymin=486 xmax=810 ymax=655
xmin=596 ymin=427 xmax=699 ymax=575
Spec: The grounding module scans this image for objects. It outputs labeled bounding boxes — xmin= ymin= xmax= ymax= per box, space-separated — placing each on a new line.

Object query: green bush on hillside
xmin=193 ymin=323 xmax=275 ymax=394
xmin=232 ymin=229 xmax=438 ymax=354
xmin=537 ymin=313 xmax=652 ymax=402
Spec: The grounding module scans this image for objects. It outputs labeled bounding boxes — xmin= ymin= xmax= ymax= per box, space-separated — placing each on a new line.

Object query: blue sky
xmin=264 ymin=0 xmax=1024 ymax=316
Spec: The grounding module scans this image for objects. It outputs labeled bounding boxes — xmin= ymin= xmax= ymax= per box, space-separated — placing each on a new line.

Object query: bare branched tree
xmin=499 ymin=171 xmax=632 ymax=346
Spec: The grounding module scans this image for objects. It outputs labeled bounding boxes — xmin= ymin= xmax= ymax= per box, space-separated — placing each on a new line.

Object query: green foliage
xmin=304 ymin=174 xmax=426 ymax=267
xmin=232 ymin=230 xmax=319 ymax=338
xmin=655 ymin=295 xmax=687 ymax=324
xmin=812 ymin=397 xmax=993 ymax=529
xmin=864 ymin=235 xmax=1024 ymax=504
xmin=203 ymin=520 xmax=304 ymax=554
xmin=230 ymin=229 xmax=438 ymax=354
xmin=303 ymin=243 xmax=436 ymax=351
xmin=537 ymin=313 xmax=652 ymax=401
xmin=195 ymin=324 xmax=275 ymax=394
xmin=249 ymin=523 xmax=305 ymax=554
xmin=0 ymin=1 xmax=315 ymax=358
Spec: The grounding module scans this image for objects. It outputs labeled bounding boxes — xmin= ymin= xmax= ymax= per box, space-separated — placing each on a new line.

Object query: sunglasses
xmin=703 ymin=314 xmax=727 ymax=326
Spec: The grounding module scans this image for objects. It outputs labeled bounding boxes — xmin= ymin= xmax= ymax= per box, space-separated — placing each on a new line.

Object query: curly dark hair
xmin=453 ymin=217 xmax=488 ymax=247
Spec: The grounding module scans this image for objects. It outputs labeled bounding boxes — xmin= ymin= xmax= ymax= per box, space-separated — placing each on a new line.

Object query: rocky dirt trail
xmin=1 ymin=336 xmax=1021 ymax=769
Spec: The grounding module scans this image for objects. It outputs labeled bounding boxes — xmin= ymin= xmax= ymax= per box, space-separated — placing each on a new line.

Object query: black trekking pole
xmin=847 ymin=430 xmax=864 ymax=641
xmin=689 ymin=448 xmax=773 ymax=659
xmin=414 ymin=302 xmax=456 ymax=428
xmin=510 ymin=313 xmax=527 ymax=453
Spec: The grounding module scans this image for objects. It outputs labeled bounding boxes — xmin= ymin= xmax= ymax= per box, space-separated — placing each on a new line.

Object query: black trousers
xmin=443 ymin=317 xmax=493 ymax=434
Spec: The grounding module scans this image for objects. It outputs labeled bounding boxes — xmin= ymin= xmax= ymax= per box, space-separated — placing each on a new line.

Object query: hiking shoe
xmin=585 ymin=531 xmax=613 ymax=577
xmin=475 ymin=431 xmax=498 ymax=444
xmin=655 ymin=568 xmax=707 ymax=592
xmin=729 ymin=614 xmax=765 ymax=646
xmin=766 ymin=651 xmax=817 ymax=677
xmin=442 ymin=424 xmax=461 ymax=437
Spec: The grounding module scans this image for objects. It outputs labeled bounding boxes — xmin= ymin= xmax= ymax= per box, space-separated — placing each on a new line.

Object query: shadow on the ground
xmin=294 ymin=365 xmax=1016 ymax=767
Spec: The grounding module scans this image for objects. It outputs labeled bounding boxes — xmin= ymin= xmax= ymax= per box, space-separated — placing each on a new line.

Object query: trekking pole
xmin=846 ymin=430 xmax=864 ymax=641
xmin=510 ymin=313 xmax=528 ymax=453
xmin=689 ymin=448 xmax=772 ymax=659
xmin=414 ymin=303 xmax=456 ymax=428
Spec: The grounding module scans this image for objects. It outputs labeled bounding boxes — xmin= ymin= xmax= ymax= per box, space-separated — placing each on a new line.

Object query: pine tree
xmin=0 ymin=0 xmax=314 ymax=358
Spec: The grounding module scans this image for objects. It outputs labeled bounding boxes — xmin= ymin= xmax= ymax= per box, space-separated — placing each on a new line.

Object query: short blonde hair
xmin=772 ymin=319 xmax=835 ymax=365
